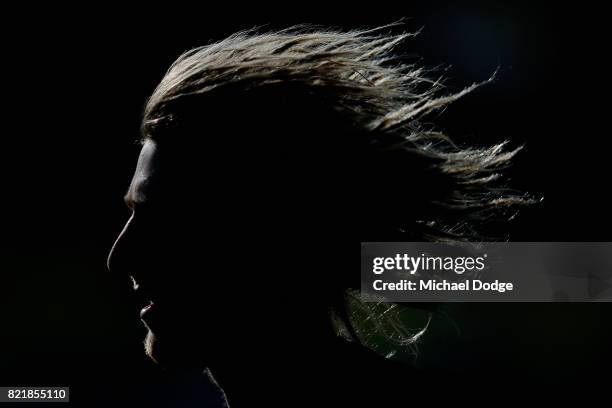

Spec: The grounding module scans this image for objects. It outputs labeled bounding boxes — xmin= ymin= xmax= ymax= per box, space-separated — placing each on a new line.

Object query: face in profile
xmin=106 ymin=135 xmax=351 ymax=369
xmin=107 ymin=139 xmax=182 ymax=366
xmin=106 ymin=138 xmax=248 ymax=368
xmin=105 ymin=28 xmax=529 ymax=382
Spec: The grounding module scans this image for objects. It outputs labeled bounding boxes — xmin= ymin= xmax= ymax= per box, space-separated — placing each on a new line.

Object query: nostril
xmin=130 ymin=276 xmax=139 ymax=291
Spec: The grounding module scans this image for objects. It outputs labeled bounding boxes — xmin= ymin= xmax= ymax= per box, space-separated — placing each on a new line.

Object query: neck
xmin=209 ymin=328 xmax=350 ymax=406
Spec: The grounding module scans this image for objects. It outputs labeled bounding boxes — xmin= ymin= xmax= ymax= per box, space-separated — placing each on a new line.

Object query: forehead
xmin=126 ymin=139 xmax=159 ymax=203
xmin=134 ymin=139 xmax=158 ymax=179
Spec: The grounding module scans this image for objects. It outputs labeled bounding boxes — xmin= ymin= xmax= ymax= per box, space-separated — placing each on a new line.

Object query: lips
xmin=131 ymin=277 xmax=157 ymax=322
xmin=140 ymin=301 xmax=154 ymax=318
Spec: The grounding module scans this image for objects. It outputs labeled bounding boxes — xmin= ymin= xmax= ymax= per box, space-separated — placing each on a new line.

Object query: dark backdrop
xmin=2 ymin=1 xmax=611 ymax=405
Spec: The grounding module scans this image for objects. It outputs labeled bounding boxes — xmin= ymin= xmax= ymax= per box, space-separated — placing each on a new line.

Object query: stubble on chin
xmin=144 ymin=330 xmax=159 ymax=364
xmin=143 ymin=328 xmax=212 ymax=371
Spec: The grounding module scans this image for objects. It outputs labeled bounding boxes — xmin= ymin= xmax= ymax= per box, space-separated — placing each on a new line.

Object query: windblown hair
xmin=143 ymin=24 xmax=532 ymax=240
xmin=142 ymin=25 xmax=534 ymax=355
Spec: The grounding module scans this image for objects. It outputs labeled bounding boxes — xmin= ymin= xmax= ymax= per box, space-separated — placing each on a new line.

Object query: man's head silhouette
xmin=106 ymin=25 xmax=528 ymax=404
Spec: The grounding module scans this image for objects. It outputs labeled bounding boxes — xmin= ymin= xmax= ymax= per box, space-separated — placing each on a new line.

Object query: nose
xmin=107 ymin=213 xmax=135 ymax=274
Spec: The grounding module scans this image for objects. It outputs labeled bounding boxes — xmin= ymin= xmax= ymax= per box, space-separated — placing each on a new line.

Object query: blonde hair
xmin=142 ymin=24 xmax=534 ymax=356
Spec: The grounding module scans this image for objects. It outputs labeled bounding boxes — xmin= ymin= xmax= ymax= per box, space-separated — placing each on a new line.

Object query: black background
xmin=2 ymin=1 xmax=611 ymax=405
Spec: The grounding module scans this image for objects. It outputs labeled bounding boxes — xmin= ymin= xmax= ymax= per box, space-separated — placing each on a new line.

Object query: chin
xmin=144 ymin=330 xmax=160 ymax=364
xmin=143 ymin=328 xmax=208 ymax=369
